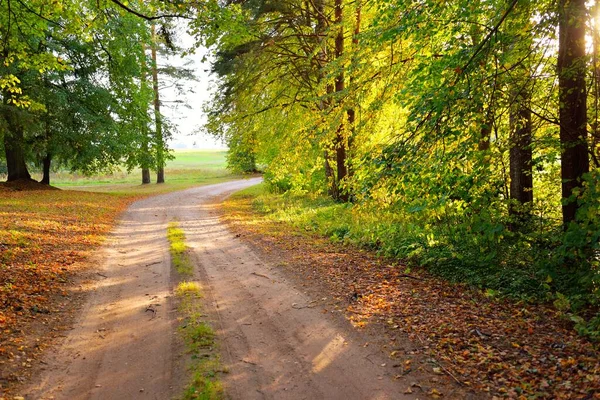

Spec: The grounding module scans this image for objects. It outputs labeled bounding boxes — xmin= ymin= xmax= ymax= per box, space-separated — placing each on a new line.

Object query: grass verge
xmin=168 ymin=223 xmax=224 ymax=400
xmin=221 ymin=183 xmax=600 ymax=400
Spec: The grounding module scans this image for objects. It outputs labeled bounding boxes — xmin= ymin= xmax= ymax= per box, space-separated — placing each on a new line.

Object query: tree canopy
xmin=199 ymin=0 xmax=600 ymax=335
xmin=0 ymin=0 xmax=193 ymax=183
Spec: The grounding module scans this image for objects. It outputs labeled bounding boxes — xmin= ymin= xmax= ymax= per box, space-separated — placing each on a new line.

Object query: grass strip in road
xmin=175 ymin=282 xmax=224 ymax=400
xmin=167 ymin=224 xmax=225 ymax=400
xmin=0 ymin=170 xmax=241 ymax=394
xmin=167 ymin=222 xmax=193 ymax=276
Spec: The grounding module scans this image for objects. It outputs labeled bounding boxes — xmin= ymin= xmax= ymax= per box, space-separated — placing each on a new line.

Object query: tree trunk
xmin=141 ymin=42 xmax=152 ymax=185
xmin=558 ymin=0 xmax=589 ymax=226
xmin=151 ymin=23 xmax=165 ymax=184
xmin=3 ymin=112 xmax=31 ymax=182
xmin=40 ymin=153 xmax=51 ymax=185
xmin=591 ymin=2 xmax=600 ymax=168
xmin=334 ymin=0 xmax=348 ymax=202
xmin=509 ymin=91 xmax=533 ymax=224
xmin=315 ymin=0 xmax=336 ymax=197
xmin=346 ymin=2 xmax=360 ymax=180
xmin=324 ymin=150 xmax=337 ymax=198
xmin=142 ymin=168 xmax=151 ymax=184
xmin=478 ymin=112 xmax=492 ymax=151
xmin=508 ymin=0 xmax=534 ymax=227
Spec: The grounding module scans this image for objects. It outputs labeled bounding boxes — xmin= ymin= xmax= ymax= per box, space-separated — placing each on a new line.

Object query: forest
xmin=1 ymin=0 xmax=599 ymax=338
xmin=199 ymin=0 xmax=600 ymax=337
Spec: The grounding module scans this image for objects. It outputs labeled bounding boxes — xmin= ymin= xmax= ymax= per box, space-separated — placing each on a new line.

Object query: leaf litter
xmin=0 ymin=187 xmax=132 ymax=394
xmin=222 ymin=195 xmax=600 ymax=399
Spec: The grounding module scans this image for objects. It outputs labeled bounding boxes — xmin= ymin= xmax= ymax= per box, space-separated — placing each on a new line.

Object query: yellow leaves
xmin=0 ymin=75 xmax=21 ymax=91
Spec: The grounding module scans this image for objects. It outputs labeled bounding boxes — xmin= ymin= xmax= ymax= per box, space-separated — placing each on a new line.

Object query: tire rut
xmin=22 ymin=178 xmax=416 ymax=400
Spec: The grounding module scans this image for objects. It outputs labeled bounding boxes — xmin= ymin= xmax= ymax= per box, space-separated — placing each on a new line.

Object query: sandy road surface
xmin=24 ymin=178 xmax=416 ymax=400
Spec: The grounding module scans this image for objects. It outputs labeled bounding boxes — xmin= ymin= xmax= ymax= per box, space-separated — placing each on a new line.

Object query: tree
xmin=507 ymin=0 xmax=534 ymax=225
xmin=151 ymin=23 xmax=166 ymax=184
xmin=558 ymin=0 xmax=589 ymax=226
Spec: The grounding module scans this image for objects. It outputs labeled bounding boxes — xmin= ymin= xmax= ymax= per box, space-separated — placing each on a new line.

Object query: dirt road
xmin=23 ymin=179 xmax=417 ymax=400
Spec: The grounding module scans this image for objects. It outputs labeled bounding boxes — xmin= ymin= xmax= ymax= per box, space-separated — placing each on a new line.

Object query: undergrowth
xmin=230 ymin=183 xmax=600 ymax=339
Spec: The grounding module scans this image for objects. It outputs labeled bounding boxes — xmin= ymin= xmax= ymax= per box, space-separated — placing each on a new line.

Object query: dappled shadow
xmin=172 ymin=187 xmax=408 ymax=400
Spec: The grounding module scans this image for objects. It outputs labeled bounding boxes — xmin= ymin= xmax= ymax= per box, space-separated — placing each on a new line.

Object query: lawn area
xmin=33 ymin=150 xmax=232 ymax=194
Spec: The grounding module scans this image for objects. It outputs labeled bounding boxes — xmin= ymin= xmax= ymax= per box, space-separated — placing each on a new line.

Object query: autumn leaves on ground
xmin=221 ymin=188 xmax=600 ymax=399
xmin=1 ymin=176 xmax=599 ymax=399
xmin=0 ymin=183 xmax=135 ymax=388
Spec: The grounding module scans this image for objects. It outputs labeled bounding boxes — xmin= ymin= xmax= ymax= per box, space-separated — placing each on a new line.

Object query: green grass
xmin=167 ymin=222 xmax=193 ymax=276
xmin=175 ymin=282 xmax=225 ymax=400
xmin=168 ymin=229 xmax=225 ymax=400
xmin=165 ymin=150 xmax=228 ymax=170
xmin=28 ymin=150 xmax=236 ymax=195
xmin=227 ymin=184 xmax=549 ymax=301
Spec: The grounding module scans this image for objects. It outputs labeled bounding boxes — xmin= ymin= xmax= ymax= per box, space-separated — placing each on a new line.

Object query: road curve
xmin=24 ymin=178 xmax=415 ymax=400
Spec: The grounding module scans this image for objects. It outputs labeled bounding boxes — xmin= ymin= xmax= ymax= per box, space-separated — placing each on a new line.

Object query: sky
xmin=158 ymin=29 xmax=226 ymax=150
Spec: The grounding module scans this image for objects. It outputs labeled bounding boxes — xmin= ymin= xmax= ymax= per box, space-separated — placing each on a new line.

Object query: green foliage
xmin=0 ymin=0 xmax=187 ymax=182
xmin=242 ymin=182 xmax=600 ymax=337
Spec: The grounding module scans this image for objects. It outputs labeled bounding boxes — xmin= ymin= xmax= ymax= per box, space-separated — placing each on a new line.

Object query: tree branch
xmin=108 ymin=0 xmax=191 ymax=20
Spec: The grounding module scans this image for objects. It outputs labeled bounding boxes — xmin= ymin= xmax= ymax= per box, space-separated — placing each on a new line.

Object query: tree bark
xmin=3 ymin=109 xmax=31 ymax=182
xmin=40 ymin=153 xmax=51 ymax=185
xmin=151 ymin=23 xmax=165 ymax=184
xmin=508 ymin=0 xmax=534 ymax=226
xmin=142 ymin=168 xmax=151 ymax=184
xmin=558 ymin=0 xmax=589 ymax=226
xmin=509 ymin=90 xmax=533 ymax=223
xmin=346 ymin=2 xmax=360 ymax=180
xmin=334 ymin=0 xmax=348 ymax=202
xmin=141 ymin=42 xmax=152 ymax=185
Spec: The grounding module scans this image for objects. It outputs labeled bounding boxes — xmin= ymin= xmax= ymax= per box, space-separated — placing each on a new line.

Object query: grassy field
xmin=27 ymin=150 xmax=233 ymax=195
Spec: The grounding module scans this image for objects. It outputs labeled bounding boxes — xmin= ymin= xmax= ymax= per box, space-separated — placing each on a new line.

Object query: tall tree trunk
xmin=315 ymin=0 xmax=336 ymax=198
xmin=334 ymin=0 xmax=348 ymax=202
xmin=470 ymin=5 xmax=493 ymax=153
xmin=141 ymin=42 xmax=151 ymax=185
xmin=142 ymin=168 xmax=151 ymax=184
xmin=151 ymin=24 xmax=165 ymax=184
xmin=508 ymin=0 xmax=534 ymax=227
xmin=591 ymin=2 xmax=600 ymax=167
xmin=346 ymin=1 xmax=360 ymax=180
xmin=40 ymin=153 xmax=51 ymax=185
xmin=478 ymin=112 xmax=493 ymax=151
xmin=509 ymin=90 xmax=533 ymax=223
xmin=558 ymin=0 xmax=589 ymax=226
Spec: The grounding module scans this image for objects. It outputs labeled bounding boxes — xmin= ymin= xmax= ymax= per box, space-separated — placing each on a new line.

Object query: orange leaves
xmin=0 ymin=189 xmax=132 ymax=341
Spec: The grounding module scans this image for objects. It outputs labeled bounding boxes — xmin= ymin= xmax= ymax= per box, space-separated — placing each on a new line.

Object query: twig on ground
xmin=251 ymin=272 xmax=272 ymax=280
xmin=439 ymin=363 xmax=463 ymax=385
xmin=145 ymin=261 xmax=161 ymax=267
